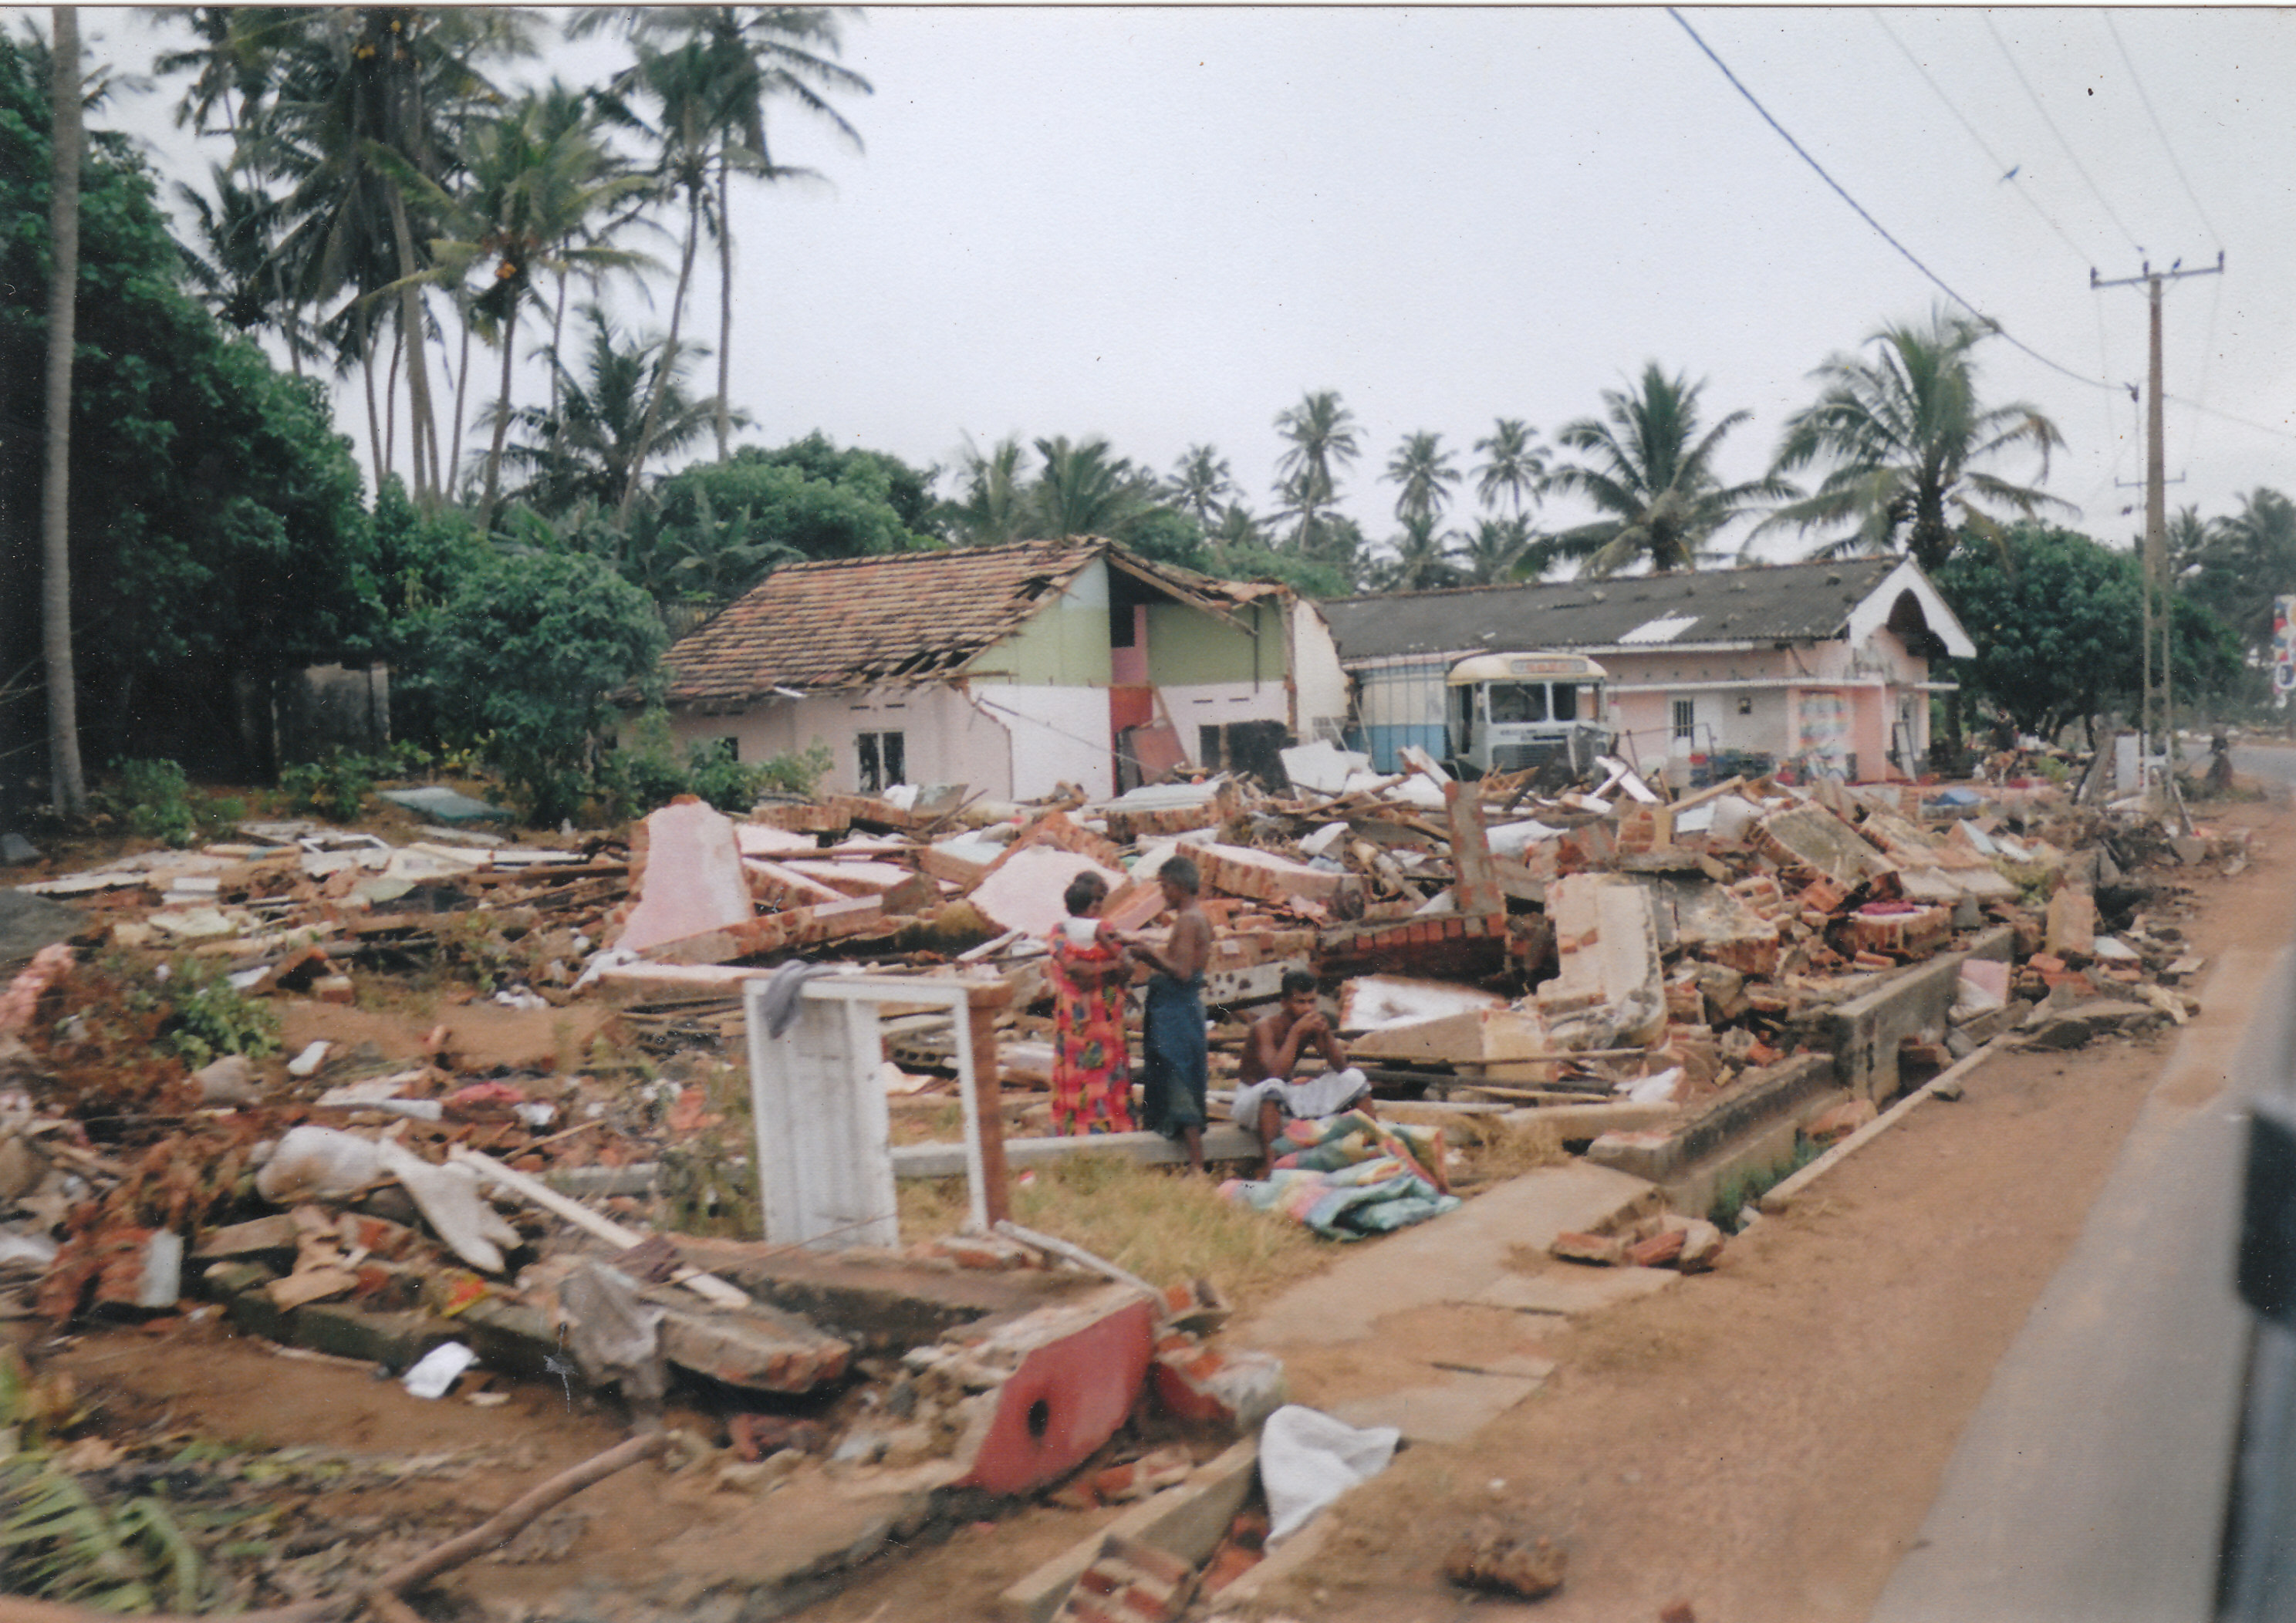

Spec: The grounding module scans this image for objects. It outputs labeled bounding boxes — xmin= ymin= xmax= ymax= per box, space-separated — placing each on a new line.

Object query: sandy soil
xmin=23 ymin=795 xmax=2287 ymax=1623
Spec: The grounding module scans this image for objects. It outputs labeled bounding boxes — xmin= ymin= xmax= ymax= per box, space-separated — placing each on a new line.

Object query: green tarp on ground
xmin=376 ymin=785 xmax=510 ymax=824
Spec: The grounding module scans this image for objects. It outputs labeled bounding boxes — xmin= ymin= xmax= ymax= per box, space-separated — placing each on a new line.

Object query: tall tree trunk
xmin=387 ymin=185 xmax=441 ymax=508
xmin=714 ymin=153 xmax=733 ymax=459
xmin=478 ymin=295 xmax=520 ymax=530
xmin=383 ymin=309 xmax=402 ymax=484
xmin=42 ymin=5 xmax=86 ymax=816
xmin=360 ymin=307 xmax=385 ymax=497
xmin=620 ymin=186 xmax=700 ymax=521
xmin=451 ymin=306 xmax=472 ymax=500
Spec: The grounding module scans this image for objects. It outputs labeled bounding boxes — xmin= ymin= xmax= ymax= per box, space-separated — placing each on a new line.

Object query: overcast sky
xmin=81 ymin=5 xmax=2296 ymax=566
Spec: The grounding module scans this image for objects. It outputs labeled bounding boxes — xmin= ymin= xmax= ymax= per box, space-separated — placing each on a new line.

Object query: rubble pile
xmin=0 ymin=752 xmax=2253 ymax=1611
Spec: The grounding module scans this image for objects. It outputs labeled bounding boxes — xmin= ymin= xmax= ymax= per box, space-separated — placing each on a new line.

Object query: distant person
xmin=1129 ymin=855 xmax=1213 ymax=1171
xmin=1232 ymin=970 xmax=1374 ymax=1178
xmin=2208 ymin=732 xmax=2236 ymax=795
xmin=1045 ymin=871 xmax=1134 ymax=1135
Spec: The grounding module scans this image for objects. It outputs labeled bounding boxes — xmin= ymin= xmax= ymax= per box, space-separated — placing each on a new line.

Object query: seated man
xmin=1231 ymin=970 xmax=1376 ymax=1179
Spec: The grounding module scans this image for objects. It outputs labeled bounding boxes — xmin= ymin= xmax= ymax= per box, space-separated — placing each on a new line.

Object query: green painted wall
xmin=974 ymin=559 xmax=1113 ymax=686
xmin=1146 ymin=599 xmax=1284 ymax=685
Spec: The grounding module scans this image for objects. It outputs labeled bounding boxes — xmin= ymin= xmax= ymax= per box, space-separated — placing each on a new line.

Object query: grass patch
xmin=899 ymin=1152 xmax=1333 ymax=1304
xmin=1708 ymin=1132 xmax=1825 ymax=1230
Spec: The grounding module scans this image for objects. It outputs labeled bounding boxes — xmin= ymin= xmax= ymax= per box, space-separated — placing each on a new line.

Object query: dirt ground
xmin=22 ymin=793 xmax=2289 ymax=1623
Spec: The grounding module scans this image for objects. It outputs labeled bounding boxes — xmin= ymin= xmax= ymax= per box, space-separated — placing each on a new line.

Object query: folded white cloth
xmin=1231 ymin=1066 xmax=1370 ymax=1125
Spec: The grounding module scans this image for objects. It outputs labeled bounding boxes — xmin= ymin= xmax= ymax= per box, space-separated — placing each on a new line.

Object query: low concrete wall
xmin=1811 ymin=923 xmax=2014 ymax=1103
xmin=1585 ymin=1053 xmax=1840 ymax=1214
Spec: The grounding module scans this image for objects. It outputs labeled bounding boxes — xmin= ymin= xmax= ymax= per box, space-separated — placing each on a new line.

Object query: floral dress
xmin=1047 ymin=923 xmax=1135 ymax=1135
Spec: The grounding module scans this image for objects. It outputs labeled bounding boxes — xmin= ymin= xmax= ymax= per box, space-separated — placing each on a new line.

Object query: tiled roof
xmin=660 ymin=537 xmax=1257 ymax=707
xmin=1318 ymin=558 xmax=1910 ymax=664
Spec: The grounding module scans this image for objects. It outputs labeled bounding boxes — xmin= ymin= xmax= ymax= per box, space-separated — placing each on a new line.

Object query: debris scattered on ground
xmin=0 ymin=744 xmax=2256 ymax=1615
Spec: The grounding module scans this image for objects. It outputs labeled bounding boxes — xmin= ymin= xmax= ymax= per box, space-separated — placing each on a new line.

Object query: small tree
xmin=1938 ymin=524 xmax=2240 ymax=744
xmin=413 ymin=549 xmax=666 ymax=825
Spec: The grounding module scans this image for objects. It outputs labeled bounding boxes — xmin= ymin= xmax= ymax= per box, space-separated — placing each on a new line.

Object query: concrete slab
xmin=616 ymin=799 xmax=754 ymax=953
xmin=1332 ymin=1366 xmax=1549 ymax=1444
xmin=1473 ymin=1265 xmax=1680 ymax=1317
xmin=970 ymin=846 xmax=1126 ymax=939
xmin=1233 ymin=1159 xmax=1659 ymax=1348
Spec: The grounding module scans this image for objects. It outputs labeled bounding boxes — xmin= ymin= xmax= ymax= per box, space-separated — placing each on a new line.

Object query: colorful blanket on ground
xmin=1219 ymin=1110 xmax=1459 ymax=1240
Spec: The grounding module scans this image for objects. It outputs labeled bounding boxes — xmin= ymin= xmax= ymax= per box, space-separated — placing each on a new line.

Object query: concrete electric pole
xmin=2091 ymin=252 xmax=2223 ymax=792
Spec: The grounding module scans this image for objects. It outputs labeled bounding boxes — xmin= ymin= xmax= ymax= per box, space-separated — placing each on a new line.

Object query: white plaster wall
xmin=966 ymin=684 xmax=1115 ymax=800
xmin=1288 ymin=600 xmax=1352 ymax=743
xmin=1158 ymin=679 xmax=1292 ymax=763
xmin=669 ymin=687 xmax=1017 ymax=798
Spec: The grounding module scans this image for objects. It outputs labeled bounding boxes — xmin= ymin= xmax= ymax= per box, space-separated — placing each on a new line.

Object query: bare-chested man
xmin=1128 ymin=855 xmax=1214 ymax=1171
xmin=1233 ymin=970 xmax=1373 ymax=1179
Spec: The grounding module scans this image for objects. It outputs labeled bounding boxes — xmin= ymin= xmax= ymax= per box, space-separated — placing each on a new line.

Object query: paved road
xmin=1871 ymin=859 xmax=2292 ymax=1622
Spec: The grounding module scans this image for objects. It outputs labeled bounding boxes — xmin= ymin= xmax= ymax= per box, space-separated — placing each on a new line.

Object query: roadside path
xmin=1869 ymin=925 xmax=2288 ymax=1622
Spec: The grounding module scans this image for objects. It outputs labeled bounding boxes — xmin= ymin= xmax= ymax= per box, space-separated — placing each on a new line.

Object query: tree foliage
xmin=1761 ymin=309 xmax=2068 ymax=572
xmin=1536 ymin=363 xmax=1788 ymax=578
xmin=0 ymin=30 xmax=374 ymax=784
xmin=1937 ymin=524 xmax=2240 ymax=741
xmin=2179 ymin=488 xmax=2296 ymax=661
xmin=410 ymin=547 xmax=666 ymax=824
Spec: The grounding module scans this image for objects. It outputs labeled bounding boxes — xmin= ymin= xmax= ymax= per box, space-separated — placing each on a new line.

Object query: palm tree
xmin=1273 ymin=389 xmax=1360 ymax=556
xmin=1458 ymin=515 xmax=1531 ymax=585
xmin=1385 ymin=430 xmax=1461 ymax=529
xmin=249 ymin=8 xmax=537 ymax=505
xmin=1474 ymin=417 xmax=1545 ymax=518
xmin=1373 ymin=514 xmax=1462 ymax=592
xmin=627 ymin=8 xmax=870 ymax=461
xmin=2185 ymin=489 xmax=2296 ymax=660
xmin=1028 ymin=436 xmax=1160 ymax=542
xmin=602 ymin=35 xmax=748 ymax=518
xmin=947 ymin=437 xmax=1032 ymax=545
xmin=1536 ymin=363 xmax=1790 ymax=578
xmin=1166 ymin=444 xmax=1234 ymax=529
xmin=383 ymin=88 xmax=652 ymax=525
xmin=1759 ymin=309 xmax=2069 ymax=572
xmin=495 ymin=307 xmax=728 ymax=516
xmin=42 ymin=5 xmax=84 ymax=814
xmin=175 ymin=164 xmax=322 ymax=373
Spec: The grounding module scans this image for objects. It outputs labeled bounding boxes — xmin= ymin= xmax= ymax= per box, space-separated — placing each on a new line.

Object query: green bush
xmin=101 ymin=760 xmax=240 ymax=849
xmin=598 ymin=715 xmax=834 ymax=821
xmin=154 ymin=957 xmax=281 ymax=1068
xmin=279 ymin=748 xmax=376 ymax=822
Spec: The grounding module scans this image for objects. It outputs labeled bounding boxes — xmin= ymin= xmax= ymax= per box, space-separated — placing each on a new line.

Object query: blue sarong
xmin=1140 ymin=971 xmax=1208 ymax=1138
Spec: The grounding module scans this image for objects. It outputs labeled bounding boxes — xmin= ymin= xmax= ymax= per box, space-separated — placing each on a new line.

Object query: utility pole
xmin=2092 ymin=252 xmax=2223 ymax=794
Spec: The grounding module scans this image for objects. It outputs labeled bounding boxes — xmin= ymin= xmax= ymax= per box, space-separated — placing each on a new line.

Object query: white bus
xmin=1443 ymin=652 xmax=1612 ymax=779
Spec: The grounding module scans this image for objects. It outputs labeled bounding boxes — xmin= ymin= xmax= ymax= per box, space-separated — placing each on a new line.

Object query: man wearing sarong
xmin=1129 ymin=855 xmax=1212 ymax=1171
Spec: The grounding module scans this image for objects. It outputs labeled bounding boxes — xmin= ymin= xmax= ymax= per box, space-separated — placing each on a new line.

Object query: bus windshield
xmin=1487 ymin=683 xmax=1550 ymax=724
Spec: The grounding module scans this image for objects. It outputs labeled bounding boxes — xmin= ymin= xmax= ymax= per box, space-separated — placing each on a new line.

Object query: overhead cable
xmin=1869 ymin=10 xmax=2095 ymax=269
xmin=1667 ymin=9 xmax=2115 ymax=395
xmin=2102 ymin=9 xmax=2226 ymax=250
xmin=1983 ymin=12 xmax=2146 ymax=257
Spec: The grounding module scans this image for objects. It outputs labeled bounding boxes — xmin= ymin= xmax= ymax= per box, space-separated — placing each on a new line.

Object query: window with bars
xmin=857 ymin=731 xmax=905 ymax=794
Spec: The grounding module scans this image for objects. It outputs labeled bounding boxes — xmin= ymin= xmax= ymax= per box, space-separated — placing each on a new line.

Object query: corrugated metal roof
xmin=1318 ymin=558 xmax=1909 ymax=665
xmin=660 ymin=537 xmax=1261 ymax=707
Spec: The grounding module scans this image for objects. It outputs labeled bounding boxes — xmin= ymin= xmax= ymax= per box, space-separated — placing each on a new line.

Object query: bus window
xmin=1489 ymin=683 xmax=1548 ymax=724
xmin=1551 ymin=683 xmax=1578 ymax=721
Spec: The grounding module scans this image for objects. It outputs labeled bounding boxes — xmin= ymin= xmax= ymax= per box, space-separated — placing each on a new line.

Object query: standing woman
xmin=1046 ymin=871 xmax=1134 ymax=1135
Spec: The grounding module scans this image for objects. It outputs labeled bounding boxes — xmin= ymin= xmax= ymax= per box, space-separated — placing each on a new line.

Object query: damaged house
xmin=649 ymin=537 xmax=1349 ymax=801
xmin=1321 ymin=557 xmax=1976 ymax=783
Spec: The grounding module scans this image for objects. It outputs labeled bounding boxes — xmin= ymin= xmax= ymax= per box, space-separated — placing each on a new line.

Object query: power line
xmin=1983 ymin=12 xmax=2147 ymax=257
xmin=2166 ymin=393 xmax=2296 ymax=444
xmin=2102 ymin=9 xmax=2226 ymax=251
xmin=1869 ymin=9 xmax=2095 ymax=270
xmin=1668 ymin=8 xmax=2115 ymax=395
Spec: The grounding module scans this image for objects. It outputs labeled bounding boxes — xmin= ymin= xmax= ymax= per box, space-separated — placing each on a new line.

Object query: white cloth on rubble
xmin=1231 ymin=1066 xmax=1371 ymax=1125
